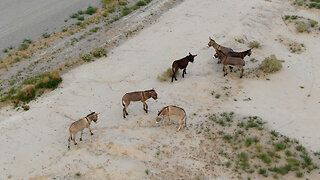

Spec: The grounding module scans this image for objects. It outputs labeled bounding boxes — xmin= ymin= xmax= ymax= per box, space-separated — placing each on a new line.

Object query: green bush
xmin=136 ymin=1 xmax=147 ymax=6
xmin=77 ymin=16 xmax=84 ymax=21
xmin=42 ymin=33 xmax=50 ymax=38
xmin=17 ymin=86 xmax=36 ymax=102
xmin=82 ymin=53 xmax=92 ymax=61
xmin=122 ymin=7 xmax=131 ymax=16
xmin=92 ymin=47 xmax=107 ymax=57
xmin=70 ymin=13 xmax=79 ymax=18
xmin=19 ymin=43 xmax=29 ymax=51
xmin=260 ymin=55 xmax=283 ymax=73
xmin=86 ymin=6 xmax=97 ymax=15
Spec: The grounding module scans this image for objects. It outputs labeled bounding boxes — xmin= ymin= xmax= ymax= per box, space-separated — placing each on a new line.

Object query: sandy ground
xmin=1 ymin=0 xmax=320 ymax=179
xmin=0 ymin=0 xmax=100 ymax=57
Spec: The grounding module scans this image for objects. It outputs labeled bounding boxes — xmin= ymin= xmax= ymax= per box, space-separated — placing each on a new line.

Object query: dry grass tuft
xmin=157 ymin=68 xmax=178 ymax=82
xmin=260 ymin=55 xmax=283 ymax=73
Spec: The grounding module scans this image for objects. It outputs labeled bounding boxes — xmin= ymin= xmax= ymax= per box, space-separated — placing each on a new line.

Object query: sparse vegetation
xmin=82 ymin=53 xmax=92 ymax=62
xmin=249 ymin=41 xmax=260 ymax=49
xmin=202 ymin=113 xmax=319 ymax=179
xmin=122 ymin=7 xmax=131 ymax=16
xmin=157 ymin=68 xmax=178 ymax=82
xmin=92 ymin=47 xmax=107 ymax=58
xmin=309 ymin=19 xmax=318 ymax=27
xmin=86 ymin=6 xmax=97 ymax=15
xmin=296 ymin=22 xmax=310 ymax=33
xmin=260 ymin=55 xmax=283 ymax=73
xmin=42 ymin=33 xmax=50 ymax=38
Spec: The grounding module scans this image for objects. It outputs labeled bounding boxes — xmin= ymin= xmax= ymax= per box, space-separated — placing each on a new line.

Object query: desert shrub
xmin=78 ymin=10 xmax=84 ymax=15
xmin=157 ymin=68 xmax=178 ymax=82
xmin=17 ymin=85 xmax=36 ymax=102
xmin=130 ymin=5 xmax=139 ymax=10
xmin=35 ymin=73 xmax=62 ymax=89
xmin=23 ymin=39 xmax=32 ymax=44
xmin=296 ymin=22 xmax=309 ymax=33
xmin=90 ymin=27 xmax=100 ymax=33
xmin=136 ymin=1 xmax=147 ymax=6
xmin=260 ymin=55 xmax=282 ymax=73
xmin=77 ymin=16 xmax=84 ymax=21
xmin=82 ymin=53 xmax=92 ymax=61
xmin=145 ymin=0 xmax=152 ymax=3
xmin=70 ymin=13 xmax=79 ymax=18
xmin=249 ymin=41 xmax=260 ymax=48
xmin=42 ymin=33 xmax=50 ymax=38
xmin=309 ymin=19 xmax=318 ymax=27
xmin=86 ymin=6 xmax=97 ymax=15
xmin=92 ymin=47 xmax=107 ymax=57
xmin=119 ymin=1 xmax=127 ymax=5
xmin=19 ymin=43 xmax=29 ymax=51
xmin=122 ymin=7 xmax=131 ymax=16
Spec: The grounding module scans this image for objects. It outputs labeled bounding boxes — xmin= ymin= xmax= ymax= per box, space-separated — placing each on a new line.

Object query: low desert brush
xmin=260 ymin=55 xmax=283 ymax=73
xmin=157 ymin=68 xmax=178 ymax=82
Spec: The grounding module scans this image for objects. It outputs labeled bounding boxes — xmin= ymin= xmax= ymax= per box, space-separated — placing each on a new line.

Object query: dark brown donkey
xmin=171 ymin=52 xmax=197 ymax=82
xmin=208 ymin=37 xmax=233 ymax=64
xmin=122 ymin=89 xmax=158 ymax=118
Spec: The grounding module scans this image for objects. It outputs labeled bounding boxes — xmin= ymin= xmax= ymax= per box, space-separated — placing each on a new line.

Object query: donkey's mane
xmin=86 ymin=112 xmax=96 ymax=117
xmin=242 ymin=49 xmax=251 ymax=53
xmin=157 ymin=105 xmax=185 ymax=116
xmin=144 ymin=89 xmax=155 ymax=93
xmin=158 ymin=106 xmax=169 ymax=116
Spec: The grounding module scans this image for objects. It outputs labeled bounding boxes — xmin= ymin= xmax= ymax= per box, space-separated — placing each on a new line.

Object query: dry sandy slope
xmin=1 ymin=0 xmax=320 ymax=179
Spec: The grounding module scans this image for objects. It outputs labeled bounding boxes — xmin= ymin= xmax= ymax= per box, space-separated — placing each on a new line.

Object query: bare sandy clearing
xmin=1 ymin=0 xmax=320 ymax=179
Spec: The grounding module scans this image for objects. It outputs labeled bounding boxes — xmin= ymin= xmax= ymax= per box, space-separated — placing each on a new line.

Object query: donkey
xmin=122 ymin=89 xmax=158 ymax=118
xmin=227 ymin=48 xmax=252 ymax=59
xmin=214 ymin=49 xmax=252 ymax=72
xmin=208 ymin=37 xmax=234 ymax=64
xmin=68 ymin=112 xmax=98 ymax=149
xmin=156 ymin=106 xmax=186 ymax=131
xmin=171 ymin=52 xmax=197 ymax=82
xmin=216 ymin=50 xmax=245 ymax=78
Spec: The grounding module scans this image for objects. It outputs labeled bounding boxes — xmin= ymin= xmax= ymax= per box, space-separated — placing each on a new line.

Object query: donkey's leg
xmin=80 ymin=130 xmax=83 ymax=141
xmin=142 ymin=101 xmax=148 ymax=113
xmin=223 ymin=65 xmax=226 ymax=77
xmin=182 ymin=69 xmax=186 ymax=78
xmin=171 ymin=69 xmax=175 ymax=82
xmin=68 ymin=133 xmax=72 ymax=149
xmin=73 ymin=133 xmax=77 ymax=145
xmin=123 ymin=102 xmax=130 ymax=118
xmin=240 ymin=66 xmax=244 ymax=78
xmin=174 ymin=67 xmax=178 ymax=81
xmin=229 ymin=66 xmax=233 ymax=72
xmin=88 ymin=126 xmax=94 ymax=135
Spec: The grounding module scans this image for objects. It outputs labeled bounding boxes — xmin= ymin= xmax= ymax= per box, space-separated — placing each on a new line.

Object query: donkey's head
xmin=208 ymin=37 xmax=216 ymax=47
xmin=188 ymin=52 xmax=197 ymax=63
xmin=247 ymin=49 xmax=252 ymax=56
xmin=149 ymin=89 xmax=158 ymax=101
xmin=87 ymin=112 xmax=99 ymax=123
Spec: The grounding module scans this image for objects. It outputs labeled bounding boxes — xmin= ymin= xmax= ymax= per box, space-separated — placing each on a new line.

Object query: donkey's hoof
xmin=240 ymin=76 xmax=243 ymax=78
xmin=91 ymin=132 xmax=94 ymax=135
xmin=68 ymin=146 xmax=70 ymax=149
xmin=74 ymin=143 xmax=77 ymax=145
xmin=80 ymin=138 xmax=82 ymax=141
xmin=126 ymin=112 xmax=128 ymax=115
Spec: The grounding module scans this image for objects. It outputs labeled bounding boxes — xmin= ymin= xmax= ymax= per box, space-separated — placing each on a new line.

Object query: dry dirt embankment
xmin=1 ymin=0 xmax=320 ymax=179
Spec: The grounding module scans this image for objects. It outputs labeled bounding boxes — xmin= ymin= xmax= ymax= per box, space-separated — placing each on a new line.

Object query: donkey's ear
xmin=189 ymin=52 xmax=192 ymax=55
xmin=89 ymin=110 xmax=93 ymax=113
xmin=193 ymin=54 xmax=197 ymax=57
xmin=209 ymin=37 xmax=212 ymax=40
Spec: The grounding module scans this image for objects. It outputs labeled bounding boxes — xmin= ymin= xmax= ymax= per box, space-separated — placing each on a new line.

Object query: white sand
xmin=1 ymin=0 xmax=320 ymax=179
